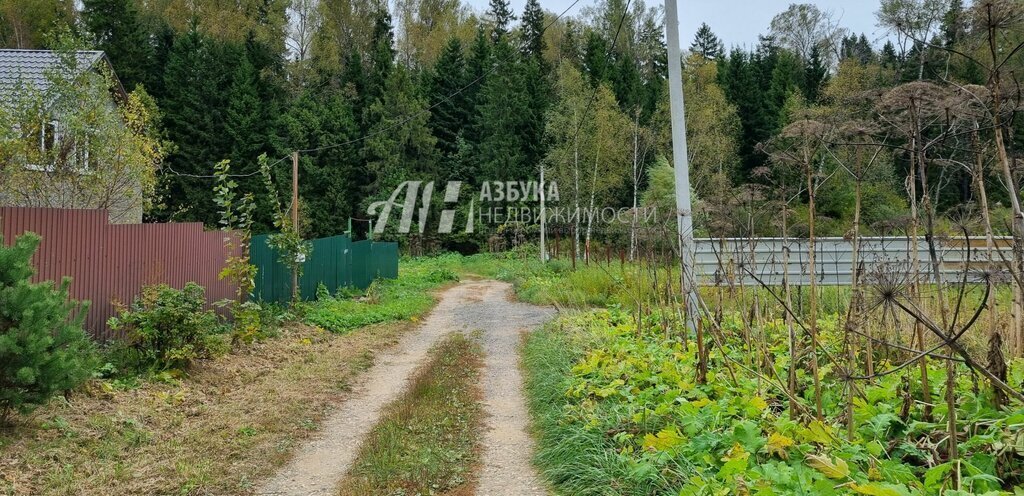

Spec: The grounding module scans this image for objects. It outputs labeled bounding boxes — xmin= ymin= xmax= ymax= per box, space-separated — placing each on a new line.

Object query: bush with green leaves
xmin=107 ymin=282 xmax=227 ymax=372
xmin=0 ymin=233 xmax=95 ymax=424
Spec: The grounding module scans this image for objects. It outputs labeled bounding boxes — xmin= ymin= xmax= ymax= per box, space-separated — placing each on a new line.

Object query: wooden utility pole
xmin=540 ymin=164 xmax=546 ymax=263
xmin=292 ymin=151 xmax=299 ymax=301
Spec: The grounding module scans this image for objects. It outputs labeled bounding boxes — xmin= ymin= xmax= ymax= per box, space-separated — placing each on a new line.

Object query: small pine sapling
xmin=0 ymin=233 xmax=95 ymax=424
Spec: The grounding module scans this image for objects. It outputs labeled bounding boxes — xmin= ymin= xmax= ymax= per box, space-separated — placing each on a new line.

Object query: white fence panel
xmin=693 ymin=237 xmax=1014 ymax=286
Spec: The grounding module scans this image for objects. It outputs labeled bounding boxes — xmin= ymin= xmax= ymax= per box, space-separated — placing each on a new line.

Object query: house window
xmin=40 ymin=119 xmax=58 ymax=153
xmin=23 ymin=118 xmax=61 ymax=172
xmin=74 ymin=136 xmax=90 ymax=170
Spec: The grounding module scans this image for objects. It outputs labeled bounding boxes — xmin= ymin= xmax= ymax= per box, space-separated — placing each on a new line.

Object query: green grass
xmin=303 ymin=256 xmax=461 ymax=333
xmin=0 ymin=323 xmax=411 ymax=496
xmin=339 ymin=333 xmax=483 ymax=496
xmin=523 ymin=322 xmax=649 ymax=495
xmin=491 ymin=245 xmax=1024 ymax=495
xmin=521 ymin=309 xmax=1024 ymax=495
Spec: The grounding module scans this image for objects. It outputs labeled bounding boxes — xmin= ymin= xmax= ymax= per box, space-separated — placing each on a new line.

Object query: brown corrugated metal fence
xmin=1 ymin=207 xmax=240 ymax=341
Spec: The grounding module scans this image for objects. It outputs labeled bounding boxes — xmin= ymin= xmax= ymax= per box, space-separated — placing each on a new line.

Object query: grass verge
xmin=339 ymin=333 xmax=484 ymax=496
xmin=304 ymin=256 xmax=460 ymax=333
xmin=0 ymin=322 xmax=415 ymax=495
xmin=522 ymin=321 xmax=637 ymax=495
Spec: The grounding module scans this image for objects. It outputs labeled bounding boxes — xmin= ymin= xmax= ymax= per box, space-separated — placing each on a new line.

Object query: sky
xmin=462 ymin=0 xmax=888 ymax=50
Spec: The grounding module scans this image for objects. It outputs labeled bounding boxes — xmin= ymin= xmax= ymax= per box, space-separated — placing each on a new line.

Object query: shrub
xmin=108 ymin=282 xmax=226 ymax=372
xmin=227 ymin=300 xmax=283 ymax=344
xmin=0 ymin=233 xmax=95 ymax=424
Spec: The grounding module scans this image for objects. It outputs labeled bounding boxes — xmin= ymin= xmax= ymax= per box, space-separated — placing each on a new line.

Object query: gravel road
xmin=257 ymin=280 xmax=554 ymax=496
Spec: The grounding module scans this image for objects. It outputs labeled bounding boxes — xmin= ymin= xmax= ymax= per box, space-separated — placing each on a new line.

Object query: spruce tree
xmin=768 ymin=49 xmax=803 ymax=126
xmin=363 ymin=66 xmax=438 ymax=196
xmin=464 ymin=27 xmax=492 ymax=145
xmin=429 ymin=38 xmax=470 ymax=159
xmin=224 ymin=46 xmax=274 ymax=229
xmin=521 ymin=55 xmax=549 ymax=174
xmin=520 ymin=0 xmax=546 ymax=62
xmin=156 ymin=26 xmax=240 ymax=225
xmin=473 ymin=40 xmax=530 ymax=181
xmin=942 ymin=0 xmax=967 ymax=48
xmin=690 ymin=22 xmax=723 ymax=60
xmin=881 ymin=40 xmax=899 ymax=69
xmin=0 ymin=233 xmax=94 ymax=424
xmin=613 ymin=52 xmax=642 ymax=111
xmin=802 ymin=45 xmax=827 ymax=103
xmin=366 ymin=9 xmax=396 ymax=106
xmin=840 ymin=33 xmax=874 ymax=64
xmin=560 ymin=20 xmax=582 ymax=64
xmin=487 ymin=0 xmax=516 ymax=41
xmin=281 ymin=89 xmax=361 ymax=237
xmin=226 ymin=51 xmax=265 ymax=168
xmin=341 ymin=50 xmax=368 ymax=128
xmin=583 ymin=31 xmax=610 ymax=86
xmin=157 ymin=26 xmax=220 ymax=223
xmin=81 ymin=0 xmax=154 ymax=90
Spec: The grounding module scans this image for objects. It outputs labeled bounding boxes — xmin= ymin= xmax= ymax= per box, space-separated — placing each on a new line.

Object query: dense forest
xmin=3 ymin=0 xmax=1024 ymax=248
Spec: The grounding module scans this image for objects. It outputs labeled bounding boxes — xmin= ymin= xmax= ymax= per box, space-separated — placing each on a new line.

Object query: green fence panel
xmin=350 ymin=240 xmax=372 ymax=290
xmin=372 ymin=242 xmax=399 ymax=279
xmin=252 ymin=234 xmax=392 ymax=303
xmin=299 ymin=235 xmax=351 ymax=298
xmin=251 ymin=234 xmax=292 ymax=303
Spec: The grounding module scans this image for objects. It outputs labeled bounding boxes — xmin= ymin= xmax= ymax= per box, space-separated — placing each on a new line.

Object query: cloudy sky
xmin=463 ymin=0 xmax=888 ymax=50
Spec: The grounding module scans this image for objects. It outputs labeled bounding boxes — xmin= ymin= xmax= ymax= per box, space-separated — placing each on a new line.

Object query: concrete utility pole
xmin=292 ymin=151 xmax=299 ymax=301
xmin=664 ymin=0 xmax=699 ymax=332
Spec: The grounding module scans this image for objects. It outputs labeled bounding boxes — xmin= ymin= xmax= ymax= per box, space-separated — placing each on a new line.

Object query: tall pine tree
xmin=281 ymin=88 xmax=361 ymax=237
xmin=473 ymin=39 xmax=530 ymax=181
xmin=487 ymin=0 xmax=515 ymax=41
xmin=428 ymin=37 xmax=470 ymax=161
xmin=157 ymin=26 xmax=224 ymax=223
xmin=81 ymin=0 xmax=154 ymax=90
xmin=690 ymin=23 xmax=723 ymax=60
xmin=520 ymin=0 xmax=546 ymax=63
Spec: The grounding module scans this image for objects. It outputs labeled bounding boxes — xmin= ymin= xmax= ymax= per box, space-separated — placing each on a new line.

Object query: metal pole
xmin=664 ymin=0 xmax=698 ymax=332
xmin=291 ymin=150 xmax=299 ymax=302
xmin=539 ymin=164 xmax=546 ymax=263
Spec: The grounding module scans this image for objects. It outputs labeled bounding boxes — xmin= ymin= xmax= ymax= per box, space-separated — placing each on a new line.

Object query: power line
xmin=297 ymin=0 xmax=588 ymax=154
xmin=571 ymin=0 xmax=634 ymax=144
xmin=162 ymin=154 xmax=291 ymax=179
xmin=162 ymin=0 xmax=589 ymax=179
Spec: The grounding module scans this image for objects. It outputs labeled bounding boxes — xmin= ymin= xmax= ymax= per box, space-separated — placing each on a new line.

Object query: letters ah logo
xmin=367 ymin=181 xmax=472 ymax=234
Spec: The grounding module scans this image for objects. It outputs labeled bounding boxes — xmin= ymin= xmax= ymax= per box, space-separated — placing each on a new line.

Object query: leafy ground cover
xmin=523 ymin=309 xmax=1024 ymax=495
xmin=339 ymin=332 xmax=483 ymax=496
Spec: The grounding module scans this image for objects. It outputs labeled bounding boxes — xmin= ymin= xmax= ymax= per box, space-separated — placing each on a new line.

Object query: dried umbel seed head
xmin=972 ymin=0 xmax=1024 ymax=31
xmin=864 ymin=262 xmax=912 ymax=314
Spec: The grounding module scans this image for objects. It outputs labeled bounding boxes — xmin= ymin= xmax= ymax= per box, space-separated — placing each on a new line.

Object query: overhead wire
xmin=162 ymin=154 xmax=292 ymax=179
xmin=297 ymin=0 xmax=589 ymax=154
xmin=571 ymin=0 xmax=634 ymax=144
xmin=162 ymin=0 xmax=592 ymax=177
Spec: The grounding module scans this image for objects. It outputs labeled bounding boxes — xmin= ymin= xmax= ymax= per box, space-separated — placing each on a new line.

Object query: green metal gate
xmin=251 ymin=234 xmax=398 ymax=303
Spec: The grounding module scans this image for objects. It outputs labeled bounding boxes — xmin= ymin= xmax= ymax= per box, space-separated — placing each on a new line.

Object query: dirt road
xmin=257 ymin=280 xmax=554 ymax=496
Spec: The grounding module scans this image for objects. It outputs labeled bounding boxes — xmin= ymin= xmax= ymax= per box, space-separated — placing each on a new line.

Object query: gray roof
xmin=0 ymin=49 xmax=108 ymax=100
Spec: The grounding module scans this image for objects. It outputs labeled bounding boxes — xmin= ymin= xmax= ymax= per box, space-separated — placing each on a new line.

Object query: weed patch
xmin=523 ymin=310 xmax=1024 ymax=495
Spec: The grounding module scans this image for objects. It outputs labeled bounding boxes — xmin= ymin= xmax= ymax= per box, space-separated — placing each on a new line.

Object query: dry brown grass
xmin=0 ymin=321 xmax=414 ymax=496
